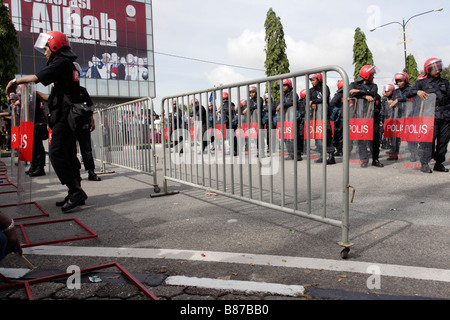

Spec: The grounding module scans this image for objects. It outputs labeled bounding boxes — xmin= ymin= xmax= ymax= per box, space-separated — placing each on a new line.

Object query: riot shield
xmin=304 ymin=103 xmax=334 ymax=160
xmin=276 ymin=105 xmax=296 ymax=157
xmin=10 ymin=104 xmax=20 ymax=176
xmin=348 ymin=98 xmax=374 ymax=167
xmin=401 ymin=94 xmax=436 ymax=168
xmin=383 ymin=98 xmax=406 ymax=161
xmin=17 ymin=83 xmax=36 ymax=212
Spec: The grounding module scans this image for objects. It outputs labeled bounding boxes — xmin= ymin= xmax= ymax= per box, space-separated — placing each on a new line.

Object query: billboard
xmin=5 ymin=0 xmax=155 ymax=99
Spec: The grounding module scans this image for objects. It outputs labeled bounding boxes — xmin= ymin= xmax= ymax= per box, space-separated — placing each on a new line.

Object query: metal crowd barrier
xmin=92 ymin=97 xmax=160 ymax=193
xmin=158 ymin=66 xmax=352 ymax=258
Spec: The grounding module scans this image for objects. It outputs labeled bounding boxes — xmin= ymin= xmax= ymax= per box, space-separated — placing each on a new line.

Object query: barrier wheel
xmin=340 ymin=247 xmax=350 ymax=259
xmin=154 ymin=187 xmax=161 ymax=194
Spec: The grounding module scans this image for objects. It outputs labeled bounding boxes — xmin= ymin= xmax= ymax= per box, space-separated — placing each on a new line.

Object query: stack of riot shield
xmin=388 ymin=94 xmax=436 ymax=168
xmin=349 ymin=94 xmax=436 ymax=170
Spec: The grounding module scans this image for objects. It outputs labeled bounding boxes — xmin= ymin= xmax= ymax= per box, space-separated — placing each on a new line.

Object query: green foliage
xmin=405 ymin=54 xmax=419 ymax=85
xmin=352 ymin=28 xmax=374 ymax=81
xmin=264 ymin=8 xmax=290 ymax=101
xmin=440 ymin=65 xmax=450 ymax=81
xmin=0 ymin=0 xmax=20 ymax=105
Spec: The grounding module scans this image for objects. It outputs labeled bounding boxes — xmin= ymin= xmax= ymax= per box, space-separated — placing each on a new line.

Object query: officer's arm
xmin=5 ymin=75 xmax=40 ymax=96
xmin=36 ymin=91 xmax=49 ymax=102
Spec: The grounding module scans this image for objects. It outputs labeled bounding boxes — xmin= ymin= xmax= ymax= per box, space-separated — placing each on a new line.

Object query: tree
xmin=0 ymin=0 xmax=19 ymax=106
xmin=440 ymin=65 xmax=450 ymax=81
xmin=405 ymin=54 xmax=419 ymax=85
xmin=352 ymin=28 xmax=373 ymax=81
xmin=264 ymin=8 xmax=290 ymax=102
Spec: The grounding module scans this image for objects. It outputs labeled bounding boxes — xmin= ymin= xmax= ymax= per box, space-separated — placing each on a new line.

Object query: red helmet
xmin=8 ymin=93 xmax=19 ymax=102
xmin=424 ymin=58 xmax=442 ymax=75
xmin=309 ymin=73 xmax=322 ymax=82
xmin=34 ymin=31 xmax=76 ymax=60
xmin=282 ymin=79 xmax=292 ymax=88
xmin=337 ymin=80 xmax=344 ymax=90
xmin=222 ymin=92 xmax=229 ymax=100
xmin=383 ymin=84 xmax=395 ymax=96
xmin=299 ymin=89 xmax=306 ymax=99
xmin=240 ymin=99 xmax=247 ymax=108
xmin=190 ymin=98 xmax=199 ymax=105
xmin=359 ymin=65 xmax=376 ymax=80
xmin=249 ymin=86 xmax=257 ymax=92
xmin=394 ymin=72 xmax=409 ymax=84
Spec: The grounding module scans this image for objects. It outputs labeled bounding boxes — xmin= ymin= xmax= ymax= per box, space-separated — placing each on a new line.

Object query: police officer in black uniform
xmin=6 ymin=31 xmax=87 ymax=212
xmin=191 ymin=98 xmax=209 ymax=153
xmin=75 ymin=79 xmax=101 ymax=181
xmin=330 ymin=80 xmax=344 ymax=156
xmin=27 ymin=95 xmax=48 ymax=177
xmin=349 ymin=65 xmax=384 ymax=168
xmin=275 ymin=79 xmax=301 ymax=160
xmin=217 ymin=92 xmax=237 ymax=156
xmin=411 ymin=58 xmax=450 ymax=173
xmin=309 ymin=74 xmax=335 ymax=164
xmin=386 ymin=72 xmax=415 ymax=161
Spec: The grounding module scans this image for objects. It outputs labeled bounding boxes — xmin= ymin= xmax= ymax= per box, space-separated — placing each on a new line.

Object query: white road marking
xmin=23 ymin=246 xmax=450 ymax=283
xmin=0 ymin=268 xmax=32 ymax=279
xmin=165 ymin=276 xmax=305 ymax=296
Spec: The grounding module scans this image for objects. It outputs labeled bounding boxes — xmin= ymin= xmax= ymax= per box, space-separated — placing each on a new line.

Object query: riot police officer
xmin=6 ymin=31 xmax=87 ymax=212
xmin=330 ymin=80 xmax=344 ymax=156
xmin=309 ymin=74 xmax=335 ymax=164
xmin=386 ymin=72 xmax=414 ymax=161
xmin=411 ymin=58 xmax=450 ymax=173
xmin=275 ymin=79 xmax=301 ymax=160
xmin=349 ymin=65 xmax=384 ymax=168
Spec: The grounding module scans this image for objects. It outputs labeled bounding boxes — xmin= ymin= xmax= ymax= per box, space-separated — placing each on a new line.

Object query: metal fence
xmin=92 ymin=97 xmax=160 ymax=192
xmin=158 ymin=66 xmax=352 ymax=258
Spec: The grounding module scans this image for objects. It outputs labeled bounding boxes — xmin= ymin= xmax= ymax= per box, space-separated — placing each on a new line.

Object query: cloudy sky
xmin=151 ymin=0 xmax=449 ymax=113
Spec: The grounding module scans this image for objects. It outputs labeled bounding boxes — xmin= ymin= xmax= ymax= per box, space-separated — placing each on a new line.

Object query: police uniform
xmin=411 ymin=75 xmax=450 ymax=172
xmin=76 ymin=86 xmax=101 ymax=181
xmin=309 ymin=83 xmax=335 ymax=164
xmin=330 ymin=87 xmax=344 ymax=156
xmin=349 ymin=80 xmax=384 ymax=167
xmin=28 ymin=96 xmax=48 ymax=176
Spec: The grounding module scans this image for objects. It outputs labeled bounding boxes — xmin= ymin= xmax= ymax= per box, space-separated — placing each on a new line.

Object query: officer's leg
xmin=30 ymin=138 xmax=46 ymax=176
xmin=76 ymin=127 xmax=100 ymax=181
xmin=433 ymin=119 xmax=450 ymax=172
xmin=49 ymin=123 xmax=78 ymax=185
xmin=50 ymin=123 xmax=87 ymax=211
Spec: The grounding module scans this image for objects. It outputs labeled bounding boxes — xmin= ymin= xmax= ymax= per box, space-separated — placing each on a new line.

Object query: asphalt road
xmin=0 ymin=141 xmax=449 ymax=302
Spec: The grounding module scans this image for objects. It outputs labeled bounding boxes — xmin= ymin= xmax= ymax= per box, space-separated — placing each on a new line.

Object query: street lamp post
xmin=370 ymin=8 xmax=443 ymax=73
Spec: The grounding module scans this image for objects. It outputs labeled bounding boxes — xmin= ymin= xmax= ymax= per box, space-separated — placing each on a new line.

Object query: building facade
xmin=5 ymin=0 xmax=156 ymax=106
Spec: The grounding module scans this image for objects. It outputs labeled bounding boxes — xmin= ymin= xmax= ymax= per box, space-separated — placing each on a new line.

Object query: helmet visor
xmin=426 ymin=59 xmax=443 ymax=73
xmin=34 ymin=33 xmax=51 ymax=55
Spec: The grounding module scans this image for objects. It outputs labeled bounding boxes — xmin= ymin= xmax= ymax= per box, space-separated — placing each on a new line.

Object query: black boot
xmin=61 ymin=180 xmax=88 ymax=212
xmin=25 ymin=166 xmax=35 ymax=175
xmin=372 ymin=160 xmax=384 ymax=167
xmin=56 ymin=194 xmax=85 ymax=207
xmin=433 ymin=162 xmax=449 ymax=172
xmin=420 ymin=163 xmax=432 ymax=173
xmin=326 ymin=152 xmax=336 ymax=165
xmin=88 ymin=170 xmax=101 ymax=181
xmin=30 ymin=166 xmax=45 ymax=177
